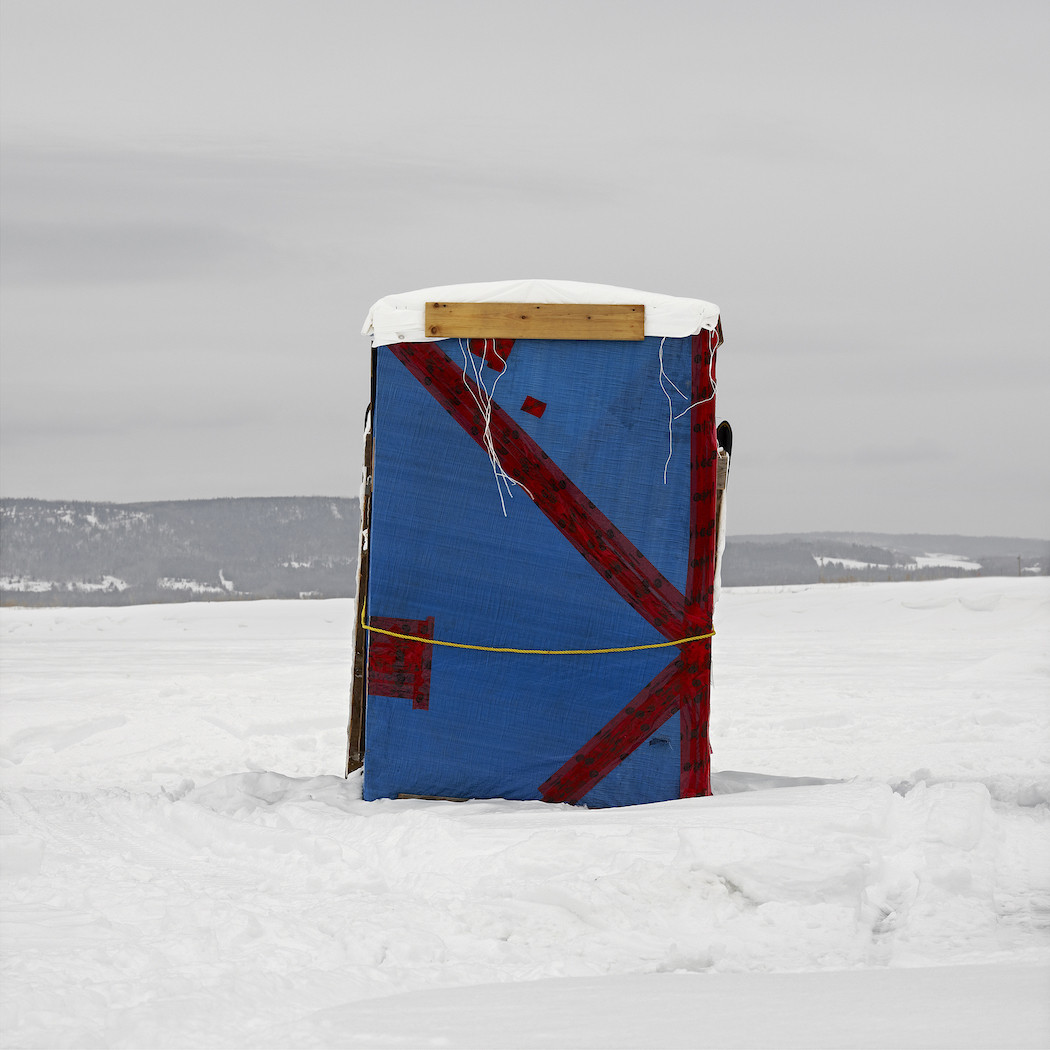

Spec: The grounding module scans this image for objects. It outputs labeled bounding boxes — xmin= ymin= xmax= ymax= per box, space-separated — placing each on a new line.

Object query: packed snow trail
xmin=1 ymin=579 xmax=1048 ymax=1048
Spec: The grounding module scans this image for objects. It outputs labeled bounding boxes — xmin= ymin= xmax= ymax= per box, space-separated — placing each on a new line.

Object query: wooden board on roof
xmin=424 ymin=302 xmax=645 ymax=341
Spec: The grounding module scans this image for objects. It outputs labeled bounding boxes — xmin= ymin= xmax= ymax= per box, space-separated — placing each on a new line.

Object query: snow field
xmin=1 ymin=578 xmax=1048 ymax=1048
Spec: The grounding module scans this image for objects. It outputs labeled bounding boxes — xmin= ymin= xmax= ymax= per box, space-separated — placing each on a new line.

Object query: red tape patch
xmin=367 ymin=616 xmax=434 ymax=709
xmin=521 ymin=395 xmax=547 ymax=418
xmin=468 ymin=338 xmax=515 ymax=372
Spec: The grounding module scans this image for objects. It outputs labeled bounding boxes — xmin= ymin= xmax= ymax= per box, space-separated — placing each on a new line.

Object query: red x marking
xmin=383 ymin=330 xmax=718 ymax=801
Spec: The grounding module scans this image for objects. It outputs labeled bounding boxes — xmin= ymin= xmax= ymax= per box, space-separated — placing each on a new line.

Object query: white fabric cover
xmin=362 ymin=279 xmax=720 ymax=347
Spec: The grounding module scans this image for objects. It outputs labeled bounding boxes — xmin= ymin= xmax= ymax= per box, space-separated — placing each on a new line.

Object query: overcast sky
xmin=2 ymin=0 xmax=1047 ymax=537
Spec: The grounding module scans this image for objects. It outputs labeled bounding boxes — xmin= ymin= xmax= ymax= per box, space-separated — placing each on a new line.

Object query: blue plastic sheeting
xmin=363 ymin=335 xmax=699 ymax=806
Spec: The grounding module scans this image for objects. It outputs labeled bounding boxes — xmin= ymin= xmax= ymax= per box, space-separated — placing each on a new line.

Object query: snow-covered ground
xmin=0 ymin=576 xmax=130 ymax=595
xmin=1 ymin=579 xmax=1048 ymax=1049
xmin=812 ymin=552 xmax=983 ymax=572
xmin=813 ymin=555 xmax=892 ymax=570
xmin=910 ymin=553 xmax=982 ymax=571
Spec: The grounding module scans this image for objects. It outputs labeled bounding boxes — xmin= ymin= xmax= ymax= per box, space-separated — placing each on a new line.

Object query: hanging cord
xmin=659 ymin=329 xmax=719 ymax=483
xmin=459 ymin=339 xmax=533 ymax=515
xmin=360 ymin=599 xmax=713 ymax=655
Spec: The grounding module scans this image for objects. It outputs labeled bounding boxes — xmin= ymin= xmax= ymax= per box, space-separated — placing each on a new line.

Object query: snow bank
xmin=1 ymin=579 xmax=1047 ymax=1048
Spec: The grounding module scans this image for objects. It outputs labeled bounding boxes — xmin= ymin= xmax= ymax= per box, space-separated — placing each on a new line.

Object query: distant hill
xmin=722 ymin=532 xmax=1048 ymax=586
xmin=1 ymin=498 xmax=1044 ymax=606
xmin=1 ymin=497 xmax=360 ymax=606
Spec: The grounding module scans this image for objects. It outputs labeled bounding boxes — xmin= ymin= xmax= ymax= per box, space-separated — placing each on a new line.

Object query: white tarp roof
xmin=362 ymin=279 xmax=720 ymax=347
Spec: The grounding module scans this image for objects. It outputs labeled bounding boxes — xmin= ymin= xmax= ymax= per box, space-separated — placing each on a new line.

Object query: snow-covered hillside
xmin=1 ymin=580 xmax=1048 ymax=1048
xmin=0 ymin=497 xmax=359 ymax=607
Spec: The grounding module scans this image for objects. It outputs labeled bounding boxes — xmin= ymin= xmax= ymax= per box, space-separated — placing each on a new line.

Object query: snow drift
xmin=1 ymin=578 xmax=1048 ymax=1048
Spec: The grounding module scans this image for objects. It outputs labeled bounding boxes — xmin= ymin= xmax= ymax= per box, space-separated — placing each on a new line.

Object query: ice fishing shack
xmin=347 ymin=280 xmax=729 ymax=807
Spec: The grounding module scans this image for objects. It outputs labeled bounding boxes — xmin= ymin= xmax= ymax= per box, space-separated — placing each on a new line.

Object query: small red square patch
xmin=521 ymin=396 xmax=547 ymax=418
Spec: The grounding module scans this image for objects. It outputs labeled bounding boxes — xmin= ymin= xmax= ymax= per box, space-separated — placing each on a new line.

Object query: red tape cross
xmin=384 ymin=332 xmax=718 ymax=801
xmin=389 ymin=341 xmax=687 ymax=642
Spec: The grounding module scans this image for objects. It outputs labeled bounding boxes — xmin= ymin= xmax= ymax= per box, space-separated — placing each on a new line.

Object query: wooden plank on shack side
xmin=424 ymin=302 xmax=645 ymax=341
xmin=346 ymin=380 xmax=377 ymax=776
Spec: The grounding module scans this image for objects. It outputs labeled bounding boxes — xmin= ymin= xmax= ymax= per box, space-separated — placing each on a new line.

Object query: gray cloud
xmin=1 ymin=1 xmax=1047 ymax=535
xmin=853 ymin=440 xmax=953 ymax=467
xmin=1 ymin=220 xmax=273 ymax=284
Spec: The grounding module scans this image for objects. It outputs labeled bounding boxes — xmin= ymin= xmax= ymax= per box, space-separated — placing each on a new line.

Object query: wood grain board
xmin=424 ymin=302 xmax=645 ymax=340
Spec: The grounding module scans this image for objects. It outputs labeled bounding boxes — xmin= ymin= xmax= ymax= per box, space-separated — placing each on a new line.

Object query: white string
xmin=658 ymin=337 xmax=676 ymax=484
xmin=659 ymin=329 xmax=719 ymax=483
xmin=459 ymin=340 xmax=533 ymax=515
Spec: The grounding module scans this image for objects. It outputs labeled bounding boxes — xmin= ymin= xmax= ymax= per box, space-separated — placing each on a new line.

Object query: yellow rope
xmin=359 ymin=602 xmax=713 ymax=655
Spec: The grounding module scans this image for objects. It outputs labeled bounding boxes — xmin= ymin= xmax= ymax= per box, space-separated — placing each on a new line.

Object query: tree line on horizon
xmin=1 ymin=497 xmax=1045 ymax=608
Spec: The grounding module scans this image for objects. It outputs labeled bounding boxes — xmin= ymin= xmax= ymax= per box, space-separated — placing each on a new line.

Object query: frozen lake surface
xmin=2 ymin=578 xmax=1048 ymax=1048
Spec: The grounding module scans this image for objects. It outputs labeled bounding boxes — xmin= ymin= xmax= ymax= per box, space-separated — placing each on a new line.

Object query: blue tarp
xmin=363 ymin=335 xmax=701 ymax=806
